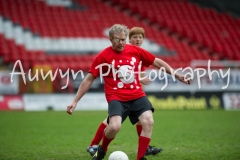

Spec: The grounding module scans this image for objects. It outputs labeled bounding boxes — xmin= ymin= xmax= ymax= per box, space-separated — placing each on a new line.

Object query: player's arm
xmin=152 ymin=58 xmax=190 ymax=85
xmin=67 ymin=73 xmax=95 ymax=114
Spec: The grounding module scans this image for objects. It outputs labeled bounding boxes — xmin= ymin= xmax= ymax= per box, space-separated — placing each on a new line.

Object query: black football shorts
xmin=107 ymin=96 xmax=154 ymax=125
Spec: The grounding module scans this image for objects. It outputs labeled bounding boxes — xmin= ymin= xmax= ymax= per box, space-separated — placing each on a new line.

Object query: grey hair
xmin=109 ymin=24 xmax=129 ymax=39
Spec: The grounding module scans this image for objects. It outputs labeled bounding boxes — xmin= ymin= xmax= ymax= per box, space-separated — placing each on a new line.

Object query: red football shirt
xmin=89 ymin=44 xmax=155 ymax=102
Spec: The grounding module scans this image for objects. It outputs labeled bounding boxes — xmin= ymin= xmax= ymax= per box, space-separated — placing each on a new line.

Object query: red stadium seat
xmin=0 ymin=0 xmax=238 ymax=78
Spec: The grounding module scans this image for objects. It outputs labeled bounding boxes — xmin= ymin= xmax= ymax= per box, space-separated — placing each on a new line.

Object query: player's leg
xmin=92 ymin=100 xmax=127 ymax=160
xmin=92 ymin=115 xmax=122 ymax=160
xmin=129 ymin=96 xmax=154 ymax=160
xmin=87 ymin=118 xmax=108 ymax=156
xmin=137 ymin=110 xmax=153 ymax=160
xmin=136 ymin=121 xmax=162 ymax=156
xmin=90 ymin=118 xmax=108 ymax=146
xmin=136 ymin=121 xmax=142 ymax=136
xmin=102 ymin=115 xmax=122 ymax=150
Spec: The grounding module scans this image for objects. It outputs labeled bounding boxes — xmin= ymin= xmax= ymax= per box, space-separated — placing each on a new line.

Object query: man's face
xmin=129 ymin=34 xmax=143 ymax=47
xmin=110 ymin=32 xmax=126 ymax=52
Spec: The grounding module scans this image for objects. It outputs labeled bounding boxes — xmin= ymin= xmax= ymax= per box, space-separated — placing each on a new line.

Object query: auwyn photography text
xmin=10 ymin=60 xmax=230 ymax=90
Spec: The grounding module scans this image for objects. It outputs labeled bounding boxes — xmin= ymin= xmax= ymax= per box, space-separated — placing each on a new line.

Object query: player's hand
xmin=67 ymin=102 xmax=77 ymax=115
xmin=176 ymin=74 xmax=190 ymax=85
xmin=140 ymin=77 xmax=151 ymax=85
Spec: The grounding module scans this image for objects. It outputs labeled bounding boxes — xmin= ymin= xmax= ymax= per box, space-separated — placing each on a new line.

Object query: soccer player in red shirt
xmin=86 ymin=27 xmax=162 ymax=157
xmin=67 ymin=24 xmax=190 ymax=160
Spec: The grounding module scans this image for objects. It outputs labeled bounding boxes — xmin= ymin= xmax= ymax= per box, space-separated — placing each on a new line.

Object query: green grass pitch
xmin=0 ymin=110 xmax=240 ymax=160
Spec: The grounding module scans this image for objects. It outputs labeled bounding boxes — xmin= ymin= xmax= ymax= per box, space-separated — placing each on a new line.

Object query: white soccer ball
xmin=108 ymin=151 xmax=129 ymax=160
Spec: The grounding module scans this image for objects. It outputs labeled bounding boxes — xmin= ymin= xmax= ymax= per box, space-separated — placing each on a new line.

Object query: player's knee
xmin=142 ymin=115 xmax=154 ymax=127
xmin=147 ymin=116 xmax=154 ymax=126
xmin=109 ymin=123 xmax=121 ymax=133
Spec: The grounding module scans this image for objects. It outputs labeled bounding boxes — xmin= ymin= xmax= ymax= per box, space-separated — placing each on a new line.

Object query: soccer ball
xmin=108 ymin=151 xmax=129 ymax=160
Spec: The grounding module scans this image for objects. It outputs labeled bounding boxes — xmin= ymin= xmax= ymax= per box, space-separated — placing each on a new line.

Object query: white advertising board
xmin=143 ymin=69 xmax=240 ymax=92
xmin=0 ymin=70 xmax=19 ymax=94
xmin=23 ymin=93 xmax=108 ymax=111
xmin=223 ymin=93 xmax=240 ymax=110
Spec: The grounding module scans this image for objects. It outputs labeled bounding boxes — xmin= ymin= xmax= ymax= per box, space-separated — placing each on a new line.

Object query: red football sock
xmin=136 ymin=125 xmax=142 ymax=137
xmin=137 ymin=136 xmax=151 ymax=160
xmin=101 ymin=133 xmax=114 ymax=153
xmin=90 ymin=122 xmax=107 ymax=146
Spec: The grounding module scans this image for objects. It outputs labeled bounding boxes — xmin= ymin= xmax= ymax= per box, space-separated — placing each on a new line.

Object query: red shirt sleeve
xmin=136 ymin=46 xmax=156 ymax=67
xmin=89 ymin=53 xmax=104 ymax=78
xmin=89 ymin=49 xmax=112 ymax=78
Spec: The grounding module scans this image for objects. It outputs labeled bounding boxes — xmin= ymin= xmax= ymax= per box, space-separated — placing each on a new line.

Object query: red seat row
xmin=112 ymin=0 xmax=240 ymax=60
xmin=1 ymin=0 xmax=238 ymax=74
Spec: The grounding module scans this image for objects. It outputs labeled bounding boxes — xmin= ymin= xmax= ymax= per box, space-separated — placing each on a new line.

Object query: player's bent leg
xmin=92 ymin=115 xmax=122 ymax=160
xmin=137 ymin=112 xmax=162 ymax=156
xmin=138 ymin=110 xmax=154 ymax=138
xmin=87 ymin=117 xmax=109 ymax=156
xmin=105 ymin=115 xmax=122 ymax=138
xmin=136 ymin=110 xmax=154 ymax=160
xmin=139 ymin=111 xmax=162 ymax=156
xmin=103 ymin=115 xmax=122 ymax=152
